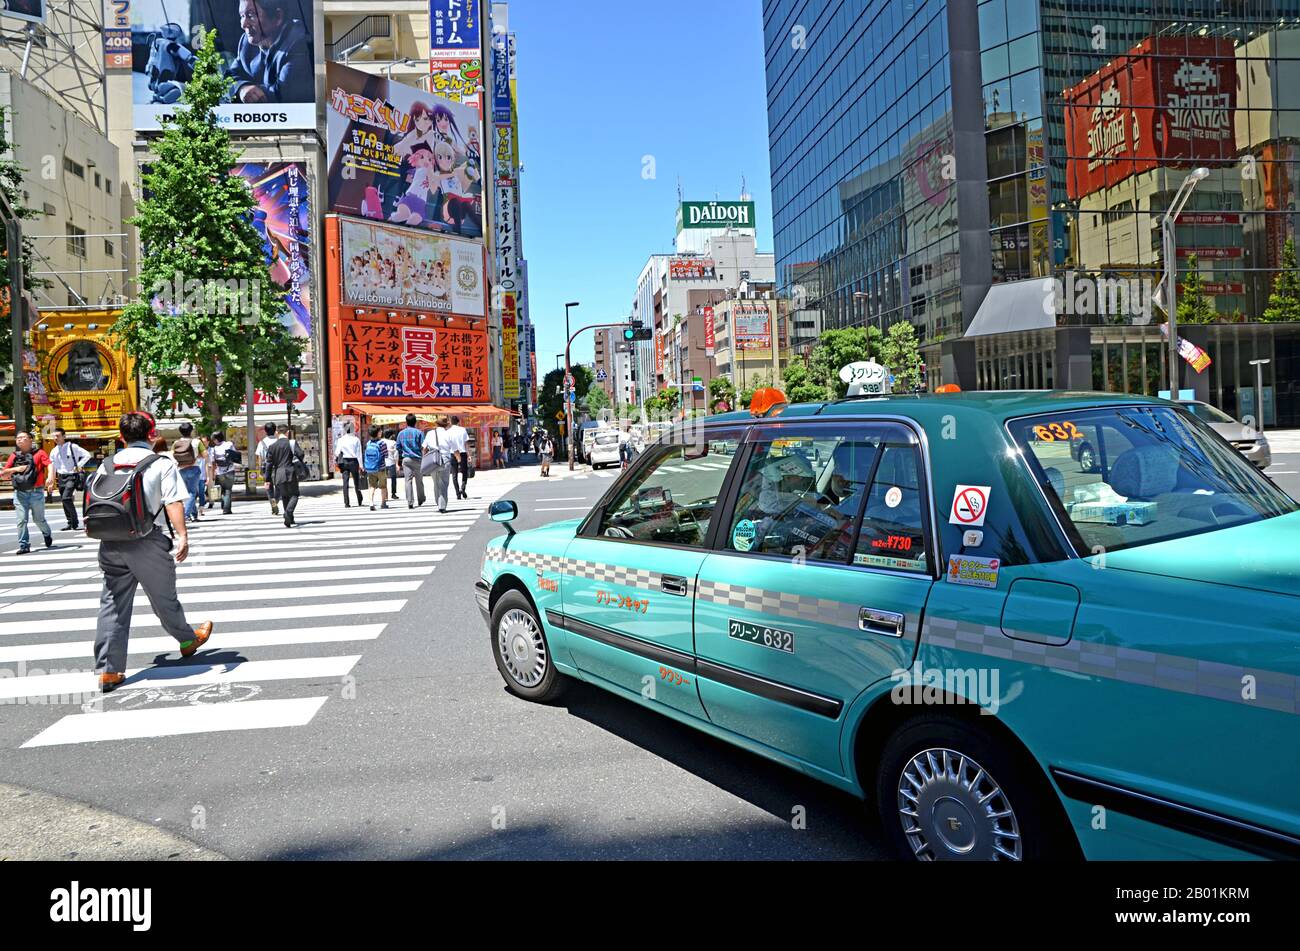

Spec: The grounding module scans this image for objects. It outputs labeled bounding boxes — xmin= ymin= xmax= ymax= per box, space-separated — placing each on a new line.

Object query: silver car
xmin=1179 ymin=400 xmax=1272 ymax=469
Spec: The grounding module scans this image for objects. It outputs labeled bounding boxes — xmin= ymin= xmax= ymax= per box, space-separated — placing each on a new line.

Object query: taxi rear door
xmin=692 ymin=420 xmax=937 ymax=775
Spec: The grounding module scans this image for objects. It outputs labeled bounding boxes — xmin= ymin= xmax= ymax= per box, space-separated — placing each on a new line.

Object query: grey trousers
xmin=402 ymin=457 xmax=426 ymax=506
xmin=430 ymin=462 xmax=451 ymax=510
xmin=94 ymin=530 xmax=193 ymax=674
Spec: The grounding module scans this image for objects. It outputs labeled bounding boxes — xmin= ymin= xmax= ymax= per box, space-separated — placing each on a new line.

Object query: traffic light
xmin=623 ymin=321 xmax=653 ymax=342
xmin=287 ymin=365 xmax=302 ymax=393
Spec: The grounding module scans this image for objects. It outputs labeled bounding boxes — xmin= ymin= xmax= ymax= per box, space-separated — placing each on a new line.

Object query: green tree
xmin=0 ymin=107 xmax=49 ymax=419
xmin=739 ymin=371 xmax=773 ymax=409
xmin=808 ymin=326 xmax=881 ymax=398
xmin=708 ymin=376 xmax=736 ymax=413
xmin=878 ymin=320 xmax=925 ymax=392
xmin=644 ymin=386 xmax=681 ymax=418
xmin=781 ymin=359 xmax=826 ymax=404
xmin=1176 ymin=254 xmax=1218 ymax=325
xmin=584 ymin=383 xmax=610 ymax=416
xmin=112 ymin=29 xmax=303 ymax=435
xmin=1262 ymin=237 xmax=1300 ymax=322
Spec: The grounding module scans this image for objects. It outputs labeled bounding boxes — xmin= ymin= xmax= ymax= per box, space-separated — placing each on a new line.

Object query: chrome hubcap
xmin=498 ymin=609 xmax=547 ymax=687
xmin=897 ymin=747 xmax=1022 ymax=861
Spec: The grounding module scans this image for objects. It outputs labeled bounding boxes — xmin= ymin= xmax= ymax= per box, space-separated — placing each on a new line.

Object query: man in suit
xmin=264 ymin=426 xmax=302 ymax=528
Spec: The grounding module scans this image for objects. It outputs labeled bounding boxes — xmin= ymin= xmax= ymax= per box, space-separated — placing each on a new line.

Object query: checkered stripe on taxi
xmin=484 ymin=548 xmax=687 ymax=594
xmin=696 ymin=581 xmax=862 ymax=630
xmin=923 ymin=616 xmax=1300 ymax=716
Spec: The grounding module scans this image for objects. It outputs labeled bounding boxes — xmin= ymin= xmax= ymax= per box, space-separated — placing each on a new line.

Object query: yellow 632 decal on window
xmin=1033 ymin=421 xmax=1081 ymax=442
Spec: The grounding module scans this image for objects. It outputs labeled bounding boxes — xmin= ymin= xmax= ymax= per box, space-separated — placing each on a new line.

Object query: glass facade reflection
xmin=764 ymin=0 xmax=1300 ymax=423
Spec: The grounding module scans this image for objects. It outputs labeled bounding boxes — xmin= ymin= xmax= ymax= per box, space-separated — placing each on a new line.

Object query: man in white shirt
xmin=445 ymin=415 xmax=470 ymax=500
xmin=47 ymin=427 xmax=91 ymax=531
xmin=208 ymin=429 xmax=239 ymax=515
xmin=255 ymin=422 xmax=281 ymax=516
xmin=422 ymin=416 xmax=455 ymax=512
xmin=335 ymin=421 xmax=364 ymax=508
xmin=93 ymin=412 xmax=212 ymax=693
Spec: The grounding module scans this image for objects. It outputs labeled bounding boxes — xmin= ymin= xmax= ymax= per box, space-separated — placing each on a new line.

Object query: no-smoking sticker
xmin=950 ymin=485 xmax=991 ymax=527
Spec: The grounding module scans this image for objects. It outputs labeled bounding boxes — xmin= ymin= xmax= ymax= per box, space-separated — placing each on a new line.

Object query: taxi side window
xmin=727 ymin=435 xmax=882 ymax=563
xmin=598 ymin=435 xmax=737 ymax=548
xmin=853 ymin=444 xmax=929 ymax=573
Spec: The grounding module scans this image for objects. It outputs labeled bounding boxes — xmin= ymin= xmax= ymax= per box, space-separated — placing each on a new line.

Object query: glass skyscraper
xmin=764 ymin=0 xmax=1300 ymax=424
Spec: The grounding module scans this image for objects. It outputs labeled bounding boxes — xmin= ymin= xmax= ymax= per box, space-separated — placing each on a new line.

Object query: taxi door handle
xmin=661 ymin=575 xmax=689 ymax=597
xmin=860 ymin=607 xmax=905 ymax=639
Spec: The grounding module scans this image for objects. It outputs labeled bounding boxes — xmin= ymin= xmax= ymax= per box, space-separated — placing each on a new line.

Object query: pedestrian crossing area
xmin=0 ymin=488 xmax=512 ymax=750
xmin=563 ymin=460 xmax=732 ymax=481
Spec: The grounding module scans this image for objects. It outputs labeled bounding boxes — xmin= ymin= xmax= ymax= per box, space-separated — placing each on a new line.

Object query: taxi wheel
xmin=876 ymin=715 xmax=1057 ymax=861
xmin=490 ymin=591 xmax=568 ymax=703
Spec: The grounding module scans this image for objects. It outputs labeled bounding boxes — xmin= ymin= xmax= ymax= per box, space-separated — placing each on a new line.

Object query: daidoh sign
xmin=677 ymin=200 xmax=757 ymax=232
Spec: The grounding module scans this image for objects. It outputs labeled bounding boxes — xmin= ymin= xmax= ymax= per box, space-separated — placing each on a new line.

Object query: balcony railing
xmin=327 ymin=15 xmax=392 ymax=61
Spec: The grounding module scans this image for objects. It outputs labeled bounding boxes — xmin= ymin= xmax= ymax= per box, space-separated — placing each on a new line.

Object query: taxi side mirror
xmin=490 ymin=500 xmax=518 ymax=535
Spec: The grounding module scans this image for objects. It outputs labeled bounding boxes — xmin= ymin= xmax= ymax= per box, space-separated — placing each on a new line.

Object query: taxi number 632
xmin=728 ymin=619 xmax=795 ymax=654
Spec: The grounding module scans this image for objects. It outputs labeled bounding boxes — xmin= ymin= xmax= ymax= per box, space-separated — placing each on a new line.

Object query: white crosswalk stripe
xmin=0 ymin=486 xmax=516 ymax=749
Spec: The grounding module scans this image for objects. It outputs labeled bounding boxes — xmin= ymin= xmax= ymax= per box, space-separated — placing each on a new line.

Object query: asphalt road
xmin=0 ymin=470 xmax=885 ymax=860
xmin=1 ymin=441 xmax=1296 ymax=862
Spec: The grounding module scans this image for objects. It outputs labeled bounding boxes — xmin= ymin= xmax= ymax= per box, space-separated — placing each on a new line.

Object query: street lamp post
xmin=564 ymin=302 xmax=579 ymax=470
xmin=1162 ymin=167 xmax=1210 ymax=398
xmin=1 ymin=190 xmax=25 ymax=434
xmin=1250 ymin=359 xmax=1271 ymax=433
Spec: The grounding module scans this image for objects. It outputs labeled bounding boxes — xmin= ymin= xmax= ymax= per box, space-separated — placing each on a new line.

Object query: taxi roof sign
xmin=841 ymin=361 xmax=891 ymax=397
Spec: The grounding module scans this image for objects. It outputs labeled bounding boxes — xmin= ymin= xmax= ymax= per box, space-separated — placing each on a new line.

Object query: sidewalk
xmin=0 ymin=783 xmax=226 ymax=861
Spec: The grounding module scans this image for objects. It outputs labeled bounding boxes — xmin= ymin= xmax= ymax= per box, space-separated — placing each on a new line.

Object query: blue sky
xmin=507 ymin=0 xmax=774 ymax=369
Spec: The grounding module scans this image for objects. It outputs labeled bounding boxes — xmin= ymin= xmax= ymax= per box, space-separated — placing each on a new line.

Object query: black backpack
xmin=83 ymin=454 xmax=166 ymax=541
xmin=10 ymin=451 xmax=37 ymax=491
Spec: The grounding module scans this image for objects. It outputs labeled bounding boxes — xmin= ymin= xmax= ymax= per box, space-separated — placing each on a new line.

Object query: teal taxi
xmin=477 ymin=390 xmax=1300 ymax=861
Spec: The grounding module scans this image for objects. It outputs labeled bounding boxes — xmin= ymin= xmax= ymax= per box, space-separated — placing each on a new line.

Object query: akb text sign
xmin=677 ymin=201 xmax=757 ymax=231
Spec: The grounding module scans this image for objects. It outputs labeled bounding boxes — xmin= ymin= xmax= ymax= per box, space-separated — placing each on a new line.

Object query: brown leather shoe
xmin=180 ymin=622 xmax=213 ymax=658
xmin=99 ymin=672 xmax=126 ymax=693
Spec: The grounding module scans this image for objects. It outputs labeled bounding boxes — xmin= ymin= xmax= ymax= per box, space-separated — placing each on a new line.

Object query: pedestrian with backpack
xmin=85 ymin=412 xmax=212 ymax=693
xmin=208 ymin=430 xmax=240 ymax=515
xmin=2 ymin=431 xmax=53 ymax=554
xmin=362 ymin=425 xmax=389 ymax=512
xmin=172 ymin=422 xmax=204 ymax=524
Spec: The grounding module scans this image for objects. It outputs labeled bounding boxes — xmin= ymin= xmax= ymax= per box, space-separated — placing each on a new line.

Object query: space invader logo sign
xmin=949 ymin=485 xmax=991 ymax=528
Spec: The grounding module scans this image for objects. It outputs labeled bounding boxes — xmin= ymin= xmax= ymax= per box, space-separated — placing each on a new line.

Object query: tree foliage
xmin=739 ymin=371 xmax=774 ymax=409
xmin=1176 ymin=254 xmax=1218 ymax=325
xmin=112 ymin=28 xmax=303 ymax=434
xmin=878 ymin=320 xmax=925 ymax=392
xmin=781 ymin=360 xmax=825 ymax=404
xmin=808 ymin=326 xmax=881 ymax=398
xmin=708 ymin=375 xmax=736 ymax=413
xmin=537 ymin=364 xmax=593 ymax=457
xmin=1262 ymin=237 xmax=1300 ymax=323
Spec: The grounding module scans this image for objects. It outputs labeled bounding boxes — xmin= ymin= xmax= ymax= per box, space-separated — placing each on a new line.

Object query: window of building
xmin=67 ymin=224 xmax=86 ymax=259
xmin=93 ymin=171 xmax=101 ymax=189
xmin=63 ymin=157 xmax=84 ymax=179
xmin=104 ymin=239 xmax=115 ymax=258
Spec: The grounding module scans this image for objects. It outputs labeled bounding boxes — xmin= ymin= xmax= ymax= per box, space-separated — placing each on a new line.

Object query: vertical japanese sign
xmin=529 ymin=351 xmax=537 ymax=406
xmin=655 ymin=329 xmax=664 ymax=379
xmin=502 ymin=292 xmax=519 ymax=400
xmin=429 ymin=0 xmax=483 ymax=116
xmin=104 ymin=0 xmax=131 ymax=69
xmin=704 ymin=306 xmax=715 ymax=357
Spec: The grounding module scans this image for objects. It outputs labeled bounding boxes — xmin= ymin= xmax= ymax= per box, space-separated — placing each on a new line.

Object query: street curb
xmin=0 ymin=783 xmax=227 ymax=861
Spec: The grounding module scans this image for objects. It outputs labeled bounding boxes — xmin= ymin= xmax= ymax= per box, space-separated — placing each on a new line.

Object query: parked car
xmin=1178 ymin=400 xmax=1272 ymax=470
xmin=587 ymin=429 xmax=625 ymax=470
xmin=479 ymin=391 xmax=1300 ymax=861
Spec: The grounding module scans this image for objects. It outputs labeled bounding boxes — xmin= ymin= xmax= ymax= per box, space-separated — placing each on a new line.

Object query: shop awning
xmin=345 ymin=403 xmax=515 ymax=426
xmin=964 ymin=278 xmax=1057 ymax=338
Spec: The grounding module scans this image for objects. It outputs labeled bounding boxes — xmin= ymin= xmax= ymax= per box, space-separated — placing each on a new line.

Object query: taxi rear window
xmin=1009 ymin=406 xmax=1296 ymax=554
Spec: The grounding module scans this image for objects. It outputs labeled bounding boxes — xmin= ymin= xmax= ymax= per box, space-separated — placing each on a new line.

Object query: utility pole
xmin=0 ymin=187 xmax=28 ymax=434
xmin=564 ymin=301 xmax=579 ymax=469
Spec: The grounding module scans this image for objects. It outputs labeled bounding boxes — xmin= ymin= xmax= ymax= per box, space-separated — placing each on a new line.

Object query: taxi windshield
xmin=1009 ymin=405 xmax=1296 ymax=555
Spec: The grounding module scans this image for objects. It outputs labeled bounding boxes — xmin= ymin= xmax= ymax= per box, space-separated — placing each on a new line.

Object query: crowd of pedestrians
xmin=344 ymin=414 xmax=473 ymax=514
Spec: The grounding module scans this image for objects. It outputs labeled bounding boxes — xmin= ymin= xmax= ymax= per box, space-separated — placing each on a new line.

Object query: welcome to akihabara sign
xmin=677 ymin=201 xmax=757 ymax=232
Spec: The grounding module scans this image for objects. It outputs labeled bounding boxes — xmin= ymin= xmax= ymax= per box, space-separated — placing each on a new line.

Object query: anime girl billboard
xmin=325 ymin=61 xmax=484 ymax=240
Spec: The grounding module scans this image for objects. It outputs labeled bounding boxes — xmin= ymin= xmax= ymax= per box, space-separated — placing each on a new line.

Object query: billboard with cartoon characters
xmin=326 ymin=61 xmax=484 ymax=240
xmin=232 ymin=161 xmax=314 ymax=344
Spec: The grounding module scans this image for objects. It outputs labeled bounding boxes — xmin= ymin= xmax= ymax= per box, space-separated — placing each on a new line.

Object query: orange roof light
xmin=935 ymin=384 xmax=963 ymax=394
xmin=750 ymin=387 xmax=788 ymax=418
